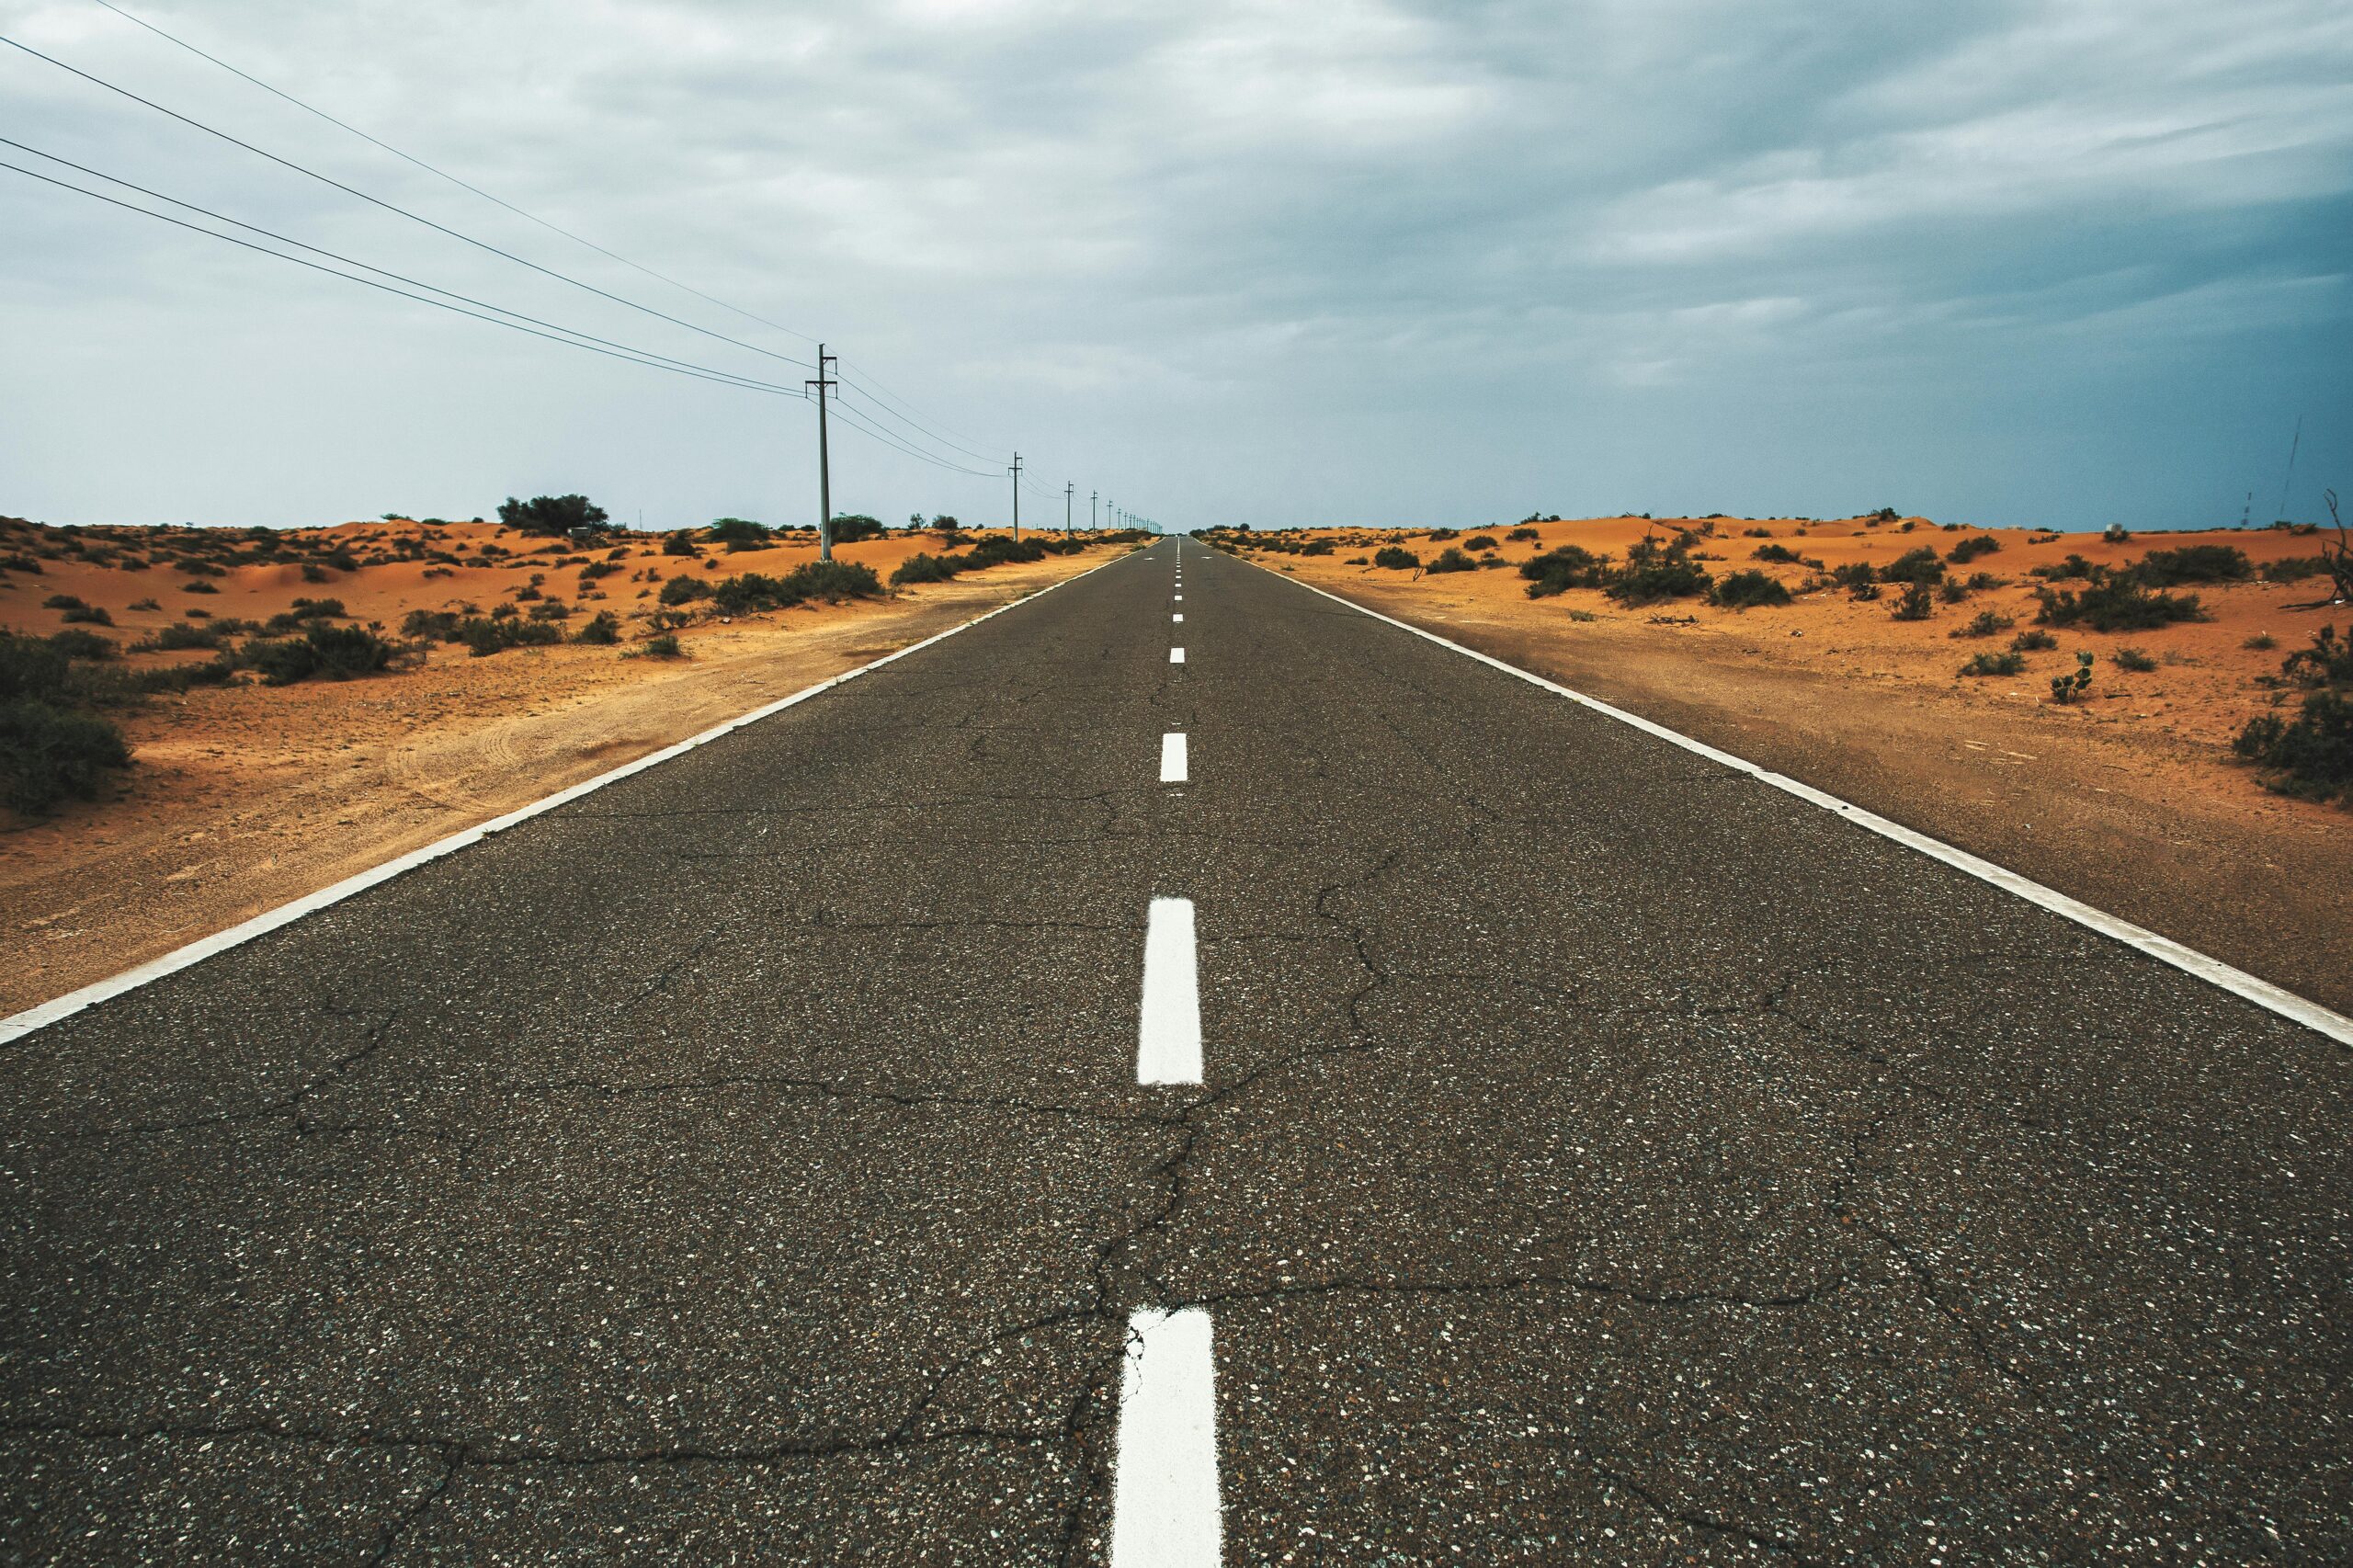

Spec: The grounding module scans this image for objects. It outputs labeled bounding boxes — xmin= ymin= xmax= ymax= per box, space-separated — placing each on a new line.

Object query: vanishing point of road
xmin=3 ymin=538 xmax=2346 ymax=1563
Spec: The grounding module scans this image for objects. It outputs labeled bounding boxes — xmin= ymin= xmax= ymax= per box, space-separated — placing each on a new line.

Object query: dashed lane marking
xmin=1161 ymin=732 xmax=1188 ymax=784
xmin=1111 ymin=1307 xmax=1222 ymax=1568
xmin=1170 ymin=647 xmax=1186 ymax=664
xmin=1138 ymin=896 xmax=1202 ymax=1085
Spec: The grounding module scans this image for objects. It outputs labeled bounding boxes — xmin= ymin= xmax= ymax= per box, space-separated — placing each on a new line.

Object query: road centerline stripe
xmin=1138 ymin=897 xmax=1202 ymax=1085
xmin=1169 ymin=647 xmax=1186 ymax=664
xmin=1111 ymin=1306 xmax=1222 ymax=1568
xmin=1161 ymin=732 xmax=1188 ymax=784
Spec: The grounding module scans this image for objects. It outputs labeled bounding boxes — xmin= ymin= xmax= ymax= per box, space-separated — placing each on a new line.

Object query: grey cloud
xmin=0 ymin=0 xmax=2347 ymax=530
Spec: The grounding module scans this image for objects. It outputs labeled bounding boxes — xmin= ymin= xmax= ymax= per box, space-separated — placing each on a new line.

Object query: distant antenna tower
xmin=2277 ymin=415 xmax=2302 ymax=523
xmin=2240 ymin=492 xmax=2252 ymax=528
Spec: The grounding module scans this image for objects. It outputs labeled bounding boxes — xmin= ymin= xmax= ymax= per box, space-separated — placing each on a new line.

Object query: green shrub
xmin=400 ymin=609 xmax=462 ymax=641
xmin=641 ymin=631 xmax=683 ymax=657
xmin=1891 ymin=582 xmax=1935 ymax=620
xmin=891 ymin=551 xmax=963 ymax=585
xmin=2234 ymin=633 xmax=2353 ymax=803
xmin=1506 ymin=527 xmax=1540 ymax=542
xmin=1938 ymin=579 xmax=1970 ymax=604
xmin=1881 ymin=547 xmax=1946 ymax=585
xmin=1426 ymin=547 xmax=1478 ymax=574
xmin=1711 ymin=569 xmax=1790 ymax=609
xmin=704 ymin=517 xmax=770 ymax=547
xmin=458 ymin=617 xmax=563 ymax=656
xmin=2011 ymin=629 xmax=2058 ymax=651
xmin=827 ymin=515 xmax=887 ymax=545
xmin=48 ymin=629 xmax=119 ymax=660
xmin=2260 ymin=555 xmax=2326 ymax=583
xmin=2132 ymin=544 xmax=2251 ymax=586
xmin=2113 ymin=646 xmax=2158 ymax=673
xmin=660 ymin=575 xmax=713 ymax=606
xmin=498 ymin=494 xmax=609 ymax=536
xmin=2034 ymin=572 xmax=2204 ymax=631
xmin=574 ymin=610 xmax=621 ymax=644
xmin=2031 ymin=553 xmax=2095 ymax=582
xmin=1961 ymin=651 xmax=2025 ymax=676
xmin=1606 ymin=534 xmax=1711 ymax=606
xmin=2052 ymin=650 xmax=2094 ymax=703
xmin=2245 ymin=632 xmax=2277 ymax=650
xmin=237 ymin=623 xmax=403 ymax=685
xmin=1373 ymin=546 xmax=1421 ymax=570
xmin=1750 ymin=543 xmax=1802 ymax=564
xmin=182 ymin=579 xmax=220 ymax=595
xmin=1830 ymin=561 xmax=1877 ymax=592
xmin=1947 ymin=535 xmax=2001 ymax=563
xmin=662 ymin=530 xmax=699 ymax=556
xmin=1951 ymin=610 xmax=2014 ymax=639
xmin=1462 ymin=535 xmax=1498 ymax=552
xmin=0 ymin=699 xmax=130 ymax=812
xmin=1519 ymin=544 xmax=1606 ymax=597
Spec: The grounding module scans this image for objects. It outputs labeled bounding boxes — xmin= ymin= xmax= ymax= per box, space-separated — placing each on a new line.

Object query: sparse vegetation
xmin=1961 ymin=651 xmax=2025 ymax=677
xmin=1890 ymin=582 xmax=1935 ymax=621
xmin=1426 ymin=547 xmax=1478 ymax=574
xmin=2011 ymin=629 xmax=2058 ymax=652
xmin=497 ymin=494 xmax=610 ymax=536
xmin=1947 ymin=535 xmax=2001 ymax=564
xmin=2113 ymin=646 xmax=2158 ymax=672
xmin=1506 ymin=527 xmax=1540 ymax=543
xmin=1951 ymin=610 xmax=2015 ymax=639
xmin=2131 ymin=544 xmax=2251 ymax=587
xmin=1372 ymin=546 xmax=1421 ymax=571
xmin=2034 ymin=572 xmax=2205 ymax=632
xmin=1750 ymin=543 xmax=1802 ymax=564
xmin=1710 ymin=569 xmax=1790 ymax=609
xmin=2234 ymin=624 xmax=2352 ymax=802
xmin=0 ymin=630 xmax=132 ymax=812
xmin=2051 ymin=650 xmax=2095 ymax=704
xmin=1605 ymin=532 xmax=1711 ymax=607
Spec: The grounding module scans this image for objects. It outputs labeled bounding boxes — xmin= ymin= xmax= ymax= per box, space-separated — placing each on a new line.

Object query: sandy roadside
xmin=1248 ymin=519 xmax=2353 ymax=1016
xmin=4 ymin=545 xmax=1123 ymax=1016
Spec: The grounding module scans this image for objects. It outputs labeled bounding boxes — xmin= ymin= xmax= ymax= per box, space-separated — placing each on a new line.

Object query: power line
xmin=0 ymin=32 xmax=820 ymax=373
xmin=0 ymin=135 xmax=813 ymax=397
xmin=0 ymin=157 xmax=812 ymax=399
xmin=77 ymin=0 xmax=1026 ymax=472
xmin=84 ymin=0 xmax=824 ymax=351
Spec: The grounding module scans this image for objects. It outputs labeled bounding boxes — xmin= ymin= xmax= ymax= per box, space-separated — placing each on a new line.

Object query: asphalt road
xmin=3 ymin=537 xmax=2347 ymax=1564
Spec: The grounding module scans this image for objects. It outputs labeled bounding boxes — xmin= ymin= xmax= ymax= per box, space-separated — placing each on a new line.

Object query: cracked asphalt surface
xmin=4 ymin=538 xmax=2348 ymax=1564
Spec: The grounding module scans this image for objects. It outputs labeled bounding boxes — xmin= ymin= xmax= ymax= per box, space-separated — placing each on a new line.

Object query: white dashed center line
xmin=1138 ymin=896 xmax=1201 ymax=1085
xmin=1111 ymin=1306 xmax=1222 ymax=1568
xmin=1173 ymin=613 xmax=1184 ymax=623
xmin=1169 ymin=647 xmax=1186 ymax=664
xmin=1160 ymin=732 xmax=1188 ymax=784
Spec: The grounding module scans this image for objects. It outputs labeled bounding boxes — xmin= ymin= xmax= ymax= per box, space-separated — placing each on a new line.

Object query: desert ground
xmin=2 ymin=516 xmax=1131 ymax=1014
xmin=1221 ymin=514 xmax=2351 ymax=1012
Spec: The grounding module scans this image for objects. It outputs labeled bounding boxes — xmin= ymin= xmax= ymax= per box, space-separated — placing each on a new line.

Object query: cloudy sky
xmin=2 ymin=0 xmax=2347 ymax=532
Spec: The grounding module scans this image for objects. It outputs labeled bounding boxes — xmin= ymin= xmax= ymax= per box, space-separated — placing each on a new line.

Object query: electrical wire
xmin=77 ymin=0 xmax=1026 ymax=472
xmin=0 ymin=136 xmax=814 ymax=397
xmin=1 ymin=157 xmax=812 ymax=399
xmin=85 ymin=0 xmax=824 ymax=350
xmin=0 ymin=33 xmax=819 ymax=372
xmin=21 ymin=11 xmax=1077 ymax=488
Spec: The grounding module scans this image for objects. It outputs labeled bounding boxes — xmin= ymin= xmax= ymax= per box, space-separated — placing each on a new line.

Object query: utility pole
xmin=806 ymin=343 xmax=837 ymax=562
xmin=1090 ymin=489 xmax=1098 ymax=531
xmin=1010 ymin=452 xmax=1022 ymax=540
xmin=1065 ymin=482 xmax=1074 ymax=533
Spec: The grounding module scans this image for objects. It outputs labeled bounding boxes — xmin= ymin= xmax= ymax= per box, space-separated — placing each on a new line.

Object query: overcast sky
xmin=2 ymin=0 xmax=2347 ymax=533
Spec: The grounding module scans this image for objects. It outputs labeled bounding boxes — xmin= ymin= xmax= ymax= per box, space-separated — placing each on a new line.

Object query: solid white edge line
xmin=1161 ymin=731 xmax=1189 ymax=785
xmin=1260 ymin=563 xmax=2353 ymax=1050
xmin=0 ymin=551 xmax=1136 ymax=1046
xmin=1110 ymin=1305 xmax=1222 ymax=1568
xmin=1138 ymin=896 xmax=1203 ymax=1085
